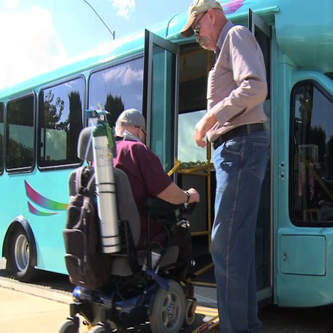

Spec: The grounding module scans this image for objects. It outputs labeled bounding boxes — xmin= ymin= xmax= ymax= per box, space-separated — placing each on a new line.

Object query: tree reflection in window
xmin=6 ymin=96 xmax=34 ymax=170
xmin=39 ymin=78 xmax=84 ymax=167
xmin=89 ymin=58 xmax=143 ymax=128
xmin=291 ymin=82 xmax=333 ymax=224
xmin=105 ymin=94 xmax=124 ymax=127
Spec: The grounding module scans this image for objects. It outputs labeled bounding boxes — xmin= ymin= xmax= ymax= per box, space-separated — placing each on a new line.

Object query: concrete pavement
xmin=0 ymin=276 xmax=219 ymax=333
xmin=2 ymin=275 xmax=333 ymax=333
xmin=0 ymin=276 xmax=76 ymax=333
xmin=0 ymin=286 xmax=71 ymax=333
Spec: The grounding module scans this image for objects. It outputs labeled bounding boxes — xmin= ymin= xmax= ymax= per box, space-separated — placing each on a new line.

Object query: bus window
xmin=38 ymin=78 xmax=85 ymax=167
xmin=178 ymin=110 xmax=206 ymax=164
xmin=88 ymin=57 xmax=144 ymax=128
xmin=290 ymin=82 xmax=333 ymax=224
xmin=6 ymin=95 xmax=34 ymax=171
xmin=0 ymin=102 xmax=3 ymax=174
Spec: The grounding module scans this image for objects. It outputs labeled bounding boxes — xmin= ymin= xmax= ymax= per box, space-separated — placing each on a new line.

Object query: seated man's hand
xmin=186 ymin=188 xmax=200 ymax=203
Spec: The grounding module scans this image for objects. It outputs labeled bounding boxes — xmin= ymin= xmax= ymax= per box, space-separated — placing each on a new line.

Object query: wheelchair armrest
xmin=145 ymin=197 xmax=182 ymax=211
xmin=145 ymin=197 xmax=182 ymax=218
xmin=144 ymin=197 xmax=196 ymax=217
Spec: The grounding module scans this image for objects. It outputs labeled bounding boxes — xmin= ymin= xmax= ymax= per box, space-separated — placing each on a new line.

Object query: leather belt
xmin=212 ymin=123 xmax=265 ymax=150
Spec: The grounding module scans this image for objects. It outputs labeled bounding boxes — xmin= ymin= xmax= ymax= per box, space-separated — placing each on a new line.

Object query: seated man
xmin=114 ymin=108 xmax=200 ymax=280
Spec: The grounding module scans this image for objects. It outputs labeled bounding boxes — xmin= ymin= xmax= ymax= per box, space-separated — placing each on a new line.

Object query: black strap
xmin=76 ymin=166 xmax=95 ymax=195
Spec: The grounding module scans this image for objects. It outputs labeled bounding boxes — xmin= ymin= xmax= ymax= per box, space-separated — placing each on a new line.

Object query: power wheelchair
xmin=58 ymin=127 xmax=197 ymax=333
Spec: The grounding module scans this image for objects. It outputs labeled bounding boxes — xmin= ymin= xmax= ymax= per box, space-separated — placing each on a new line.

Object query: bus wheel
xmin=9 ymin=228 xmax=35 ymax=282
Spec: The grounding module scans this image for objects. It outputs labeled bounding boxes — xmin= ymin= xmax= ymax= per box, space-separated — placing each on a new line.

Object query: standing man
xmin=181 ymin=1 xmax=268 ymax=332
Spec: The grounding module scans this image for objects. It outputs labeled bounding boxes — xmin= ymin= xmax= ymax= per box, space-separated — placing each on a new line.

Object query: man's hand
xmin=194 ymin=113 xmax=218 ymax=147
xmin=187 ymin=188 xmax=200 ymax=203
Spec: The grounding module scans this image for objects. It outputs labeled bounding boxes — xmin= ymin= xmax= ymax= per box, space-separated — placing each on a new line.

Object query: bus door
xmin=143 ymin=29 xmax=180 ymax=176
xmin=143 ymin=30 xmax=215 ymax=288
xmin=249 ymin=9 xmax=273 ymax=306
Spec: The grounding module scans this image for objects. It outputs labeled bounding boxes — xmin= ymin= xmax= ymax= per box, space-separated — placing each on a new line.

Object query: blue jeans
xmin=211 ymin=131 xmax=268 ymax=333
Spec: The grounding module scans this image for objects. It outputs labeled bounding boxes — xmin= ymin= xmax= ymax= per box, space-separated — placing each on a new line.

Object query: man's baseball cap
xmin=116 ymin=108 xmax=146 ymax=130
xmin=181 ymin=0 xmax=223 ymax=37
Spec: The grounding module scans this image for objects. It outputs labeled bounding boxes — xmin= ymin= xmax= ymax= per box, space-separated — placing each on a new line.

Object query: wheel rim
xmin=160 ymin=291 xmax=182 ymax=329
xmin=14 ymin=234 xmax=30 ymax=271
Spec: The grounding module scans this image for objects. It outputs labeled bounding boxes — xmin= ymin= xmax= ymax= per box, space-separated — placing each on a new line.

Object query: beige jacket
xmin=207 ymin=20 xmax=267 ymax=143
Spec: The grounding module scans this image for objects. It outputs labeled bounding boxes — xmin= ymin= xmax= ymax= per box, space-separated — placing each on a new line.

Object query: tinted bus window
xmin=89 ymin=57 xmax=144 ymax=127
xmin=291 ymin=82 xmax=333 ymax=224
xmin=38 ymin=78 xmax=84 ymax=167
xmin=0 ymin=103 xmax=3 ymax=173
xmin=6 ymin=95 xmax=34 ymax=170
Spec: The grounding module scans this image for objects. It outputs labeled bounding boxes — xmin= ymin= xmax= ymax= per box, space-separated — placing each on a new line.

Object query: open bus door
xmin=143 ymin=29 xmax=180 ymax=177
xmin=249 ymin=8 xmax=273 ymax=307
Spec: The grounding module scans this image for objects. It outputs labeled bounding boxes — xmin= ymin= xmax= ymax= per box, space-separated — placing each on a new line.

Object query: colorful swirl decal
xmin=25 ymin=180 xmax=68 ymax=216
xmin=221 ymin=0 xmax=245 ymax=14
xmin=27 ymin=202 xmax=59 ymax=216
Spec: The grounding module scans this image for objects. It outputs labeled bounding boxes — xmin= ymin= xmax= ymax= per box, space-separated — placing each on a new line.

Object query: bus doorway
xmin=143 ymin=13 xmax=273 ymax=305
xmin=177 ymin=44 xmax=215 ymax=285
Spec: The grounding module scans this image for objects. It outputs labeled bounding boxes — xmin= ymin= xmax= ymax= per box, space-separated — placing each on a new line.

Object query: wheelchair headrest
xmin=78 ymin=127 xmax=93 ymax=161
xmin=78 ymin=126 xmax=117 ymax=161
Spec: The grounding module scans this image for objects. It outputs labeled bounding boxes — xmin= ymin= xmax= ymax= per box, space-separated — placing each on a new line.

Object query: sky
xmin=0 ymin=0 xmax=189 ymax=89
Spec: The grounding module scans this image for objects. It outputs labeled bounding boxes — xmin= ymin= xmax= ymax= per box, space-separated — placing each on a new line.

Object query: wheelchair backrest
xmin=69 ymin=126 xmax=141 ymax=247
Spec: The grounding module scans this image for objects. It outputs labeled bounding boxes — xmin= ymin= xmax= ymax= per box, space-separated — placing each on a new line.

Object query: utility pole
xmin=83 ymin=0 xmax=115 ymax=40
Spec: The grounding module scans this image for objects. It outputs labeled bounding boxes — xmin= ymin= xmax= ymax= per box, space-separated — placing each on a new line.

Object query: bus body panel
xmin=275 ymin=0 xmax=333 ymax=72
xmin=273 ymin=65 xmax=333 ymax=306
xmin=277 ymin=230 xmax=333 ymax=308
xmin=0 ymin=169 xmax=72 ymax=274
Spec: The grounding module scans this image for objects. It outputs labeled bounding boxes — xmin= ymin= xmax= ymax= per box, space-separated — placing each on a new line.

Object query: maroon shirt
xmin=113 ymin=140 xmax=172 ymax=249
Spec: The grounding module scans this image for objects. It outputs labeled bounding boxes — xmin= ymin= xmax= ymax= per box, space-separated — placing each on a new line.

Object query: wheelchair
xmin=58 ymin=127 xmax=197 ymax=333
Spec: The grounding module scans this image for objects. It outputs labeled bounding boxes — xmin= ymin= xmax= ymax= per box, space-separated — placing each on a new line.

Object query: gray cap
xmin=116 ymin=108 xmax=146 ymax=130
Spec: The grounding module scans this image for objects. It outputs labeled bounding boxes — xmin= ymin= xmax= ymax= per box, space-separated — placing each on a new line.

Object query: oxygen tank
xmin=91 ymin=111 xmax=120 ymax=253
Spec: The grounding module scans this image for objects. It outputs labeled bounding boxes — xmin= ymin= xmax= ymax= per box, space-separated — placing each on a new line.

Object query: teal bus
xmin=1 ymin=0 xmax=333 ymax=309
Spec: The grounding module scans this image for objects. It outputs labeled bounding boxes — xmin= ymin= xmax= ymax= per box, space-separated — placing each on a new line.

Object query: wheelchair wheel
xmin=183 ymin=298 xmax=197 ymax=326
xmin=58 ymin=319 xmax=79 ymax=333
xmin=149 ymin=279 xmax=185 ymax=333
xmin=89 ymin=324 xmax=106 ymax=333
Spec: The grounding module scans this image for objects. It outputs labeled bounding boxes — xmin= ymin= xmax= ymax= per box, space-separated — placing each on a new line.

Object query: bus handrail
xmin=177 ymin=163 xmax=214 ymax=174
xmin=167 ymin=159 xmax=181 ymax=176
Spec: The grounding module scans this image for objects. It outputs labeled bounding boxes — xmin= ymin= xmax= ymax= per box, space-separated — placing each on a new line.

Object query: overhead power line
xmin=83 ymin=0 xmax=115 ymax=40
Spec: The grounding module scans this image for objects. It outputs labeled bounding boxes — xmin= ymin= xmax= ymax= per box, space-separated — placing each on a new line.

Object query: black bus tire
xmin=8 ymin=227 xmax=35 ymax=282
